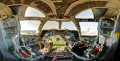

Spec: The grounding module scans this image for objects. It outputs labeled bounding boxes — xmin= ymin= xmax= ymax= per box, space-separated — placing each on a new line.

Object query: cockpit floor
xmin=41 ymin=46 xmax=76 ymax=61
xmin=41 ymin=57 xmax=76 ymax=61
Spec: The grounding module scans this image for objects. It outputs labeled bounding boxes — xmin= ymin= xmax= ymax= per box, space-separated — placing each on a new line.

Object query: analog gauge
xmin=70 ymin=32 xmax=75 ymax=37
xmin=44 ymin=32 xmax=50 ymax=37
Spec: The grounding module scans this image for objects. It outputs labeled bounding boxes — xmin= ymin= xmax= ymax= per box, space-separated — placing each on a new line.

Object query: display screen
xmin=70 ymin=32 xmax=75 ymax=37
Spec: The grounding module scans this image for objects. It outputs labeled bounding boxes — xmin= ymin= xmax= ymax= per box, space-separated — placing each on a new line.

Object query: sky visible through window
xmin=25 ymin=7 xmax=45 ymax=17
xmin=61 ymin=21 xmax=77 ymax=30
xmin=20 ymin=20 xmax=41 ymax=30
xmin=21 ymin=7 xmax=98 ymax=35
xmin=79 ymin=22 xmax=98 ymax=35
xmin=42 ymin=21 xmax=59 ymax=30
xmin=75 ymin=9 xmax=94 ymax=19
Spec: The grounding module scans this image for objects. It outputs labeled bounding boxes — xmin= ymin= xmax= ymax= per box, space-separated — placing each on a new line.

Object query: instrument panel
xmin=40 ymin=29 xmax=79 ymax=46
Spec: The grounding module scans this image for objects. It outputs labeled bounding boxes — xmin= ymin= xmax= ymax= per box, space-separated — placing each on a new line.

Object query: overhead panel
xmin=53 ymin=0 xmax=78 ymax=18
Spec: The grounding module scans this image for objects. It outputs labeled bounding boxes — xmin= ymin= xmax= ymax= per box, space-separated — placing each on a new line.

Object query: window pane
xmin=42 ymin=21 xmax=59 ymax=30
xmin=79 ymin=22 xmax=98 ymax=36
xmin=20 ymin=20 xmax=40 ymax=30
xmin=20 ymin=20 xmax=41 ymax=35
xmin=61 ymin=21 xmax=77 ymax=30
xmin=25 ymin=7 xmax=45 ymax=17
xmin=75 ymin=9 xmax=94 ymax=19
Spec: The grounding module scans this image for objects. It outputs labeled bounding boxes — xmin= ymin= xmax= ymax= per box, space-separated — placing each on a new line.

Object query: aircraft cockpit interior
xmin=0 ymin=0 xmax=120 ymax=61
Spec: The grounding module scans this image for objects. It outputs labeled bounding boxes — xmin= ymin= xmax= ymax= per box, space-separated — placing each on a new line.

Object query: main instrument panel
xmin=40 ymin=29 xmax=79 ymax=46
